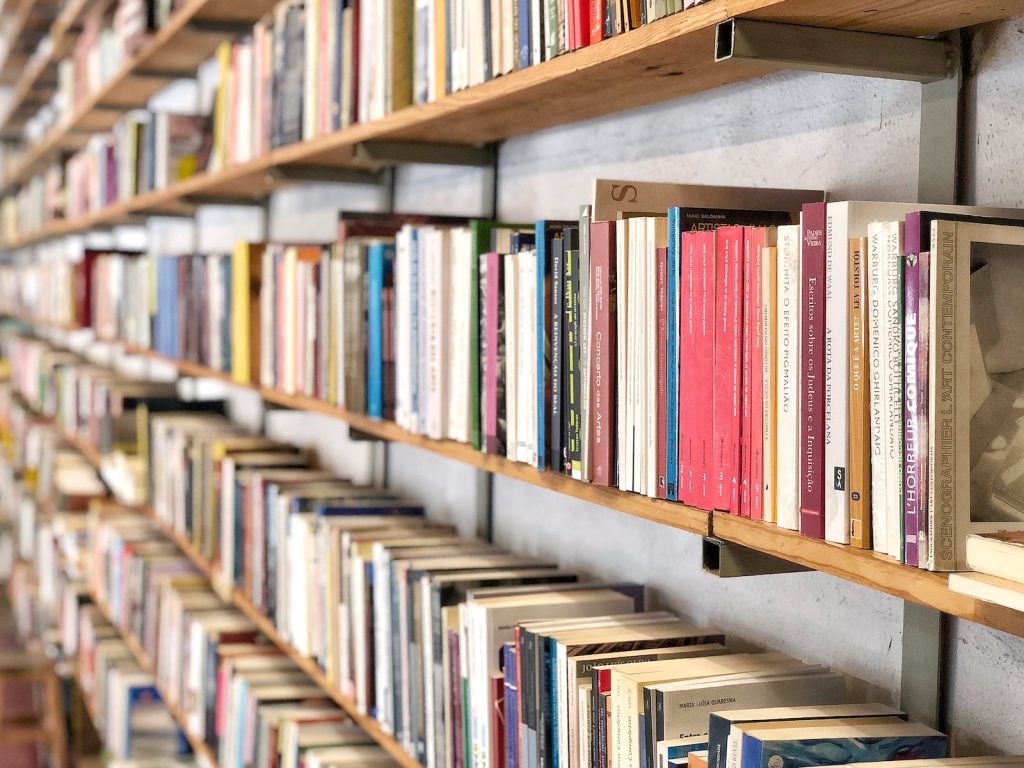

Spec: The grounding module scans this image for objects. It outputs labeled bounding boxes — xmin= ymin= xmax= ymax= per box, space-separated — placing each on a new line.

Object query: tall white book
xmin=774 ymin=224 xmax=802 ymax=530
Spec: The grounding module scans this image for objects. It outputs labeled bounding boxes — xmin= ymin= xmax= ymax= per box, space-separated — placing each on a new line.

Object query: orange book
xmin=847 ymin=236 xmax=871 ymax=548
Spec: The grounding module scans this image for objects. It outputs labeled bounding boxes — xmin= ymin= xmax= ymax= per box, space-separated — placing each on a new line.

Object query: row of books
xmin=16 ymin=0 xmax=180 ymax=157
xmin=91 ymin=507 xmax=407 ymax=768
xmin=27 ymin=179 xmax=1024 ymax=571
xmin=2 ymin=106 xmax=211 ymax=239
xmin=3 ymin=0 xmax=719 ymax=245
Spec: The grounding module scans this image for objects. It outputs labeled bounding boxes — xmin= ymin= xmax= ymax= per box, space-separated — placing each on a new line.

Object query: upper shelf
xmin=3 ymin=0 xmax=1024 ymax=246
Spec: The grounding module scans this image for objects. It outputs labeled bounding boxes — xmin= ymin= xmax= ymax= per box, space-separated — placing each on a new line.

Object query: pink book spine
xmin=656 ymin=245 xmax=668 ymax=500
xmin=800 ymin=202 xmax=827 ymax=538
xmin=695 ymin=230 xmax=717 ymax=509
xmin=590 ymin=221 xmax=616 ymax=487
xmin=713 ymin=226 xmax=743 ymax=513
xmin=484 ymin=252 xmax=500 ymax=453
xmin=750 ymin=231 xmax=765 ymax=521
xmin=678 ymin=231 xmax=696 ymax=505
xmin=739 ymin=228 xmax=754 ymax=517
xmin=276 ymin=257 xmax=286 ymax=390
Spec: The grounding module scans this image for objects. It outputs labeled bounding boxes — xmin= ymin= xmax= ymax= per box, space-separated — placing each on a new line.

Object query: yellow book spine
xmin=232 ymin=242 xmax=250 ymax=383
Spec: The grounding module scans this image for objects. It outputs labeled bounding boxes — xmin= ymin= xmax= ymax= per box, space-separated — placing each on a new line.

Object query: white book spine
xmin=775 ymin=225 xmax=801 ymax=529
xmin=616 ymin=220 xmax=630 ymax=491
xmin=372 ymin=546 xmax=393 ymax=732
xmin=504 ymin=254 xmax=518 ymax=461
xmin=645 ymin=220 xmax=657 ymax=496
xmin=824 ymin=204 xmax=851 ymax=543
xmin=762 ymin=244 xmax=777 ymax=524
xmin=866 ymin=220 xmax=889 ymax=553
xmin=395 ymin=228 xmax=410 ymax=428
xmin=518 ymin=252 xmax=537 ymax=465
xmin=883 ymin=219 xmax=905 ymax=561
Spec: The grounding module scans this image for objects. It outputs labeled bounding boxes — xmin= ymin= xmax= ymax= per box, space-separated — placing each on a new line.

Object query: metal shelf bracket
xmin=702 ymin=536 xmax=811 ymax=577
xmin=715 ymin=19 xmax=956 ymax=84
xmin=353 ymin=140 xmax=496 ymax=168
xmin=267 ymin=165 xmax=386 ymax=185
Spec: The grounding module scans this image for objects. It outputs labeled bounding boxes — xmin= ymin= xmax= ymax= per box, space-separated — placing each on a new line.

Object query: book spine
xmin=588 ymin=0 xmax=603 ymax=43
xmin=883 ymin=220 xmax=905 ymax=562
xmin=739 ymin=228 xmax=755 ymax=517
xmin=848 ymin=236 xmax=872 ymax=548
xmin=535 ymin=225 xmax=549 ymax=470
xmin=590 ymin=222 xmax=615 ymax=486
xmin=914 ymin=250 xmax=931 ymax=565
xmin=568 ymin=247 xmax=583 ymax=479
xmin=712 ymin=226 xmax=742 ymax=512
xmin=867 ymin=222 xmax=888 ymax=553
xmin=761 ymin=244 xmax=777 ymax=524
xmin=665 ymin=210 xmax=679 ymax=501
xmin=799 ymin=202 xmax=826 ymax=538
xmin=579 ymin=206 xmax=592 ymax=482
xmin=551 ymin=238 xmax=565 ymax=472
xmin=824 ymin=205 xmax=851 ymax=543
xmin=368 ymin=243 xmax=384 ymax=419
xmin=694 ymin=230 xmax=716 ymax=509
xmin=655 ymin=244 xmax=668 ymax=500
xmin=749 ymin=232 xmax=765 ymax=521
xmin=903 ymin=249 xmax=922 ymax=567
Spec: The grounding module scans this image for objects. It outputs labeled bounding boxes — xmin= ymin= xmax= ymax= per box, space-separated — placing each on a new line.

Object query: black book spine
xmin=550 ymin=235 xmax=565 ymax=473
xmin=522 ymin=628 xmax=535 ymax=762
xmin=567 ymin=245 xmax=582 ymax=476
xmin=537 ymin=634 xmax=548 ymax=768
xmin=597 ymin=688 xmax=608 ymax=768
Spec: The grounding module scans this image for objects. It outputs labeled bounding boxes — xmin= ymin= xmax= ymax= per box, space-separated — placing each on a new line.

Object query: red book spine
xmin=655 ymin=245 xmax=668 ymax=499
xmin=749 ymin=230 xmax=765 ymax=521
xmin=573 ymin=0 xmax=589 ymax=49
xmin=800 ymin=202 xmax=827 ymax=538
xmin=713 ymin=226 xmax=742 ymax=513
xmin=683 ymin=230 xmax=716 ymax=509
xmin=589 ymin=221 xmax=616 ymax=486
xmin=589 ymin=0 xmax=604 ymax=44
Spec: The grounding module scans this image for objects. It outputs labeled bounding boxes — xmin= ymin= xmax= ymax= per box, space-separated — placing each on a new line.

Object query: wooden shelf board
xmin=102 ymin=342 xmax=1024 ymax=641
xmin=5 ymin=0 xmax=1024 ymax=233
xmin=91 ymin=596 xmax=221 ymax=767
xmin=18 ymin=323 xmax=1024 ymax=639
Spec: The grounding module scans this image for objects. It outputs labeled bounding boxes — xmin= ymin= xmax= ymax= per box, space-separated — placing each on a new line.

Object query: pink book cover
xmin=276 ymin=255 xmax=287 ymax=390
xmin=589 ymin=221 xmax=616 ymax=486
xmin=656 ymin=245 xmax=668 ymax=500
xmin=320 ymin=0 xmax=330 ymax=136
xmin=713 ymin=226 xmax=743 ymax=513
xmin=749 ymin=231 xmax=766 ymax=521
xmin=482 ymin=252 xmax=501 ymax=454
xmin=800 ymin=202 xmax=827 ymax=538
xmin=680 ymin=229 xmax=716 ymax=509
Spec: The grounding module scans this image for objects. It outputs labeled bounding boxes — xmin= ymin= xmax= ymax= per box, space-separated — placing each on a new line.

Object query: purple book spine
xmin=799 ymin=202 xmax=827 ymax=538
xmin=903 ymin=253 xmax=921 ymax=567
xmin=915 ymin=251 xmax=930 ymax=566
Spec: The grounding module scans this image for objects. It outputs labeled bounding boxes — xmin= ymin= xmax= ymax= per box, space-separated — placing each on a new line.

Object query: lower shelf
xmin=91 ymin=597 xmax=221 ymax=768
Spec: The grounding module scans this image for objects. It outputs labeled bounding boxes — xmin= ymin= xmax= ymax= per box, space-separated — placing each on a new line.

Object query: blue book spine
xmin=707 ymin=714 xmax=731 ymax=768
xmin=639 ymin=712 xmax=648 ymax=768
xmin=367 ymin=242 xmax=386 ymax=418
xmin=665 ymin=207 xmax=680 ymax=500
xmin=741 ymin=733 xmax=762 ymax=768
xmin=518 ymin=0 xmax=531 ymax=69
xmin=535 ymin=221 xmax=547 ymax=470
xmin=504 ymin=644 xmax=519 ymax=768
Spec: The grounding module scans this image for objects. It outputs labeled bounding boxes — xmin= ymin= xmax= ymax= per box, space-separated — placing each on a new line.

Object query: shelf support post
xmin=900 ymin=601 xmax=946 ymax=730
xmin=918 ymin=30 xmax=963 ymax=205
xmin=354 ymin=141 xmax=497 ymax=168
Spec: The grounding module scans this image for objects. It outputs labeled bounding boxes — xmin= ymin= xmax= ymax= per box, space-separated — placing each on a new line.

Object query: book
xmin=847 ymin=237 xmax=871 ymax=549
xmin=738 ymin=721 xmax=947 ymax=768
xmin=964 ymin=531 xmax=1024 ymax=583
xmin=799 ymin=203 xmax=827 ymax=538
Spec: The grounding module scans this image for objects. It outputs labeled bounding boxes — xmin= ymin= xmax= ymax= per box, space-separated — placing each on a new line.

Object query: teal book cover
xmin=741 ymin=732 xmax=947 ymax=768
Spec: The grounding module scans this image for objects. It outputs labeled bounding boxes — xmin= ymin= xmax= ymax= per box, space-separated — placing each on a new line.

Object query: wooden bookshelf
xmin=90 ymin=596 xmax=221 ymax=768
xmin=0 ymin=0 xmax=57 ymax=85
xmin=17 ymin=324 xmax=1024 ymax=641
xmin=5 ymin=0 xmax=1024 ymax=248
